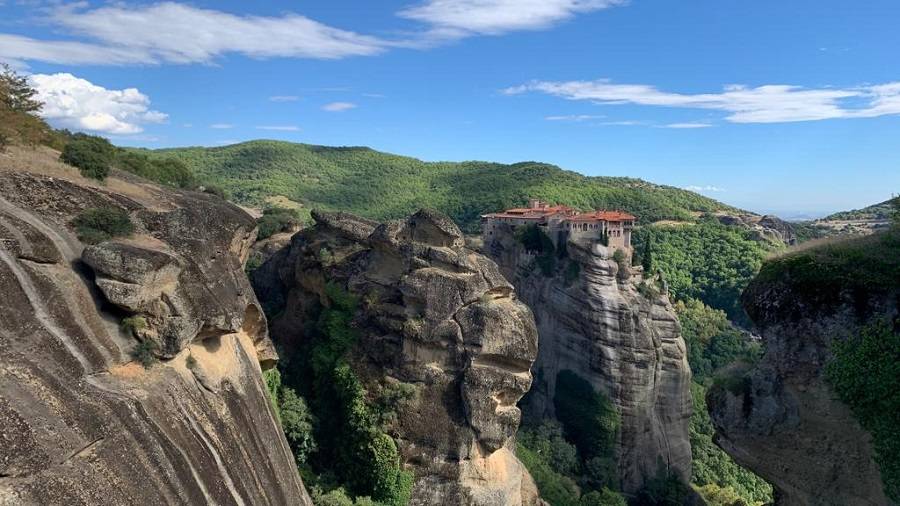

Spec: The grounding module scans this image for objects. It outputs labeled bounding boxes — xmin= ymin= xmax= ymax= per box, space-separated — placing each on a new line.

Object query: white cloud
xmin=269 ymin=95 xmax=300 ymax=102
xmin=504 ymin=79 xmax=900 ymax=124
xmin=545 ymin=114 xmax=604 ymax=121
xmin=322 ymin=102 xmax=357 ymax=112
xmin=255 ymin=125 xmax=300 ymax=131
xmin=600 ymin=120 xmax=645 ymax=126
xmin=30 ymin=73 xmax=166 ymax=135
xmin=210 ymin=123 xmax=234 ymax=129
xmin=398 ymin=0 xmax=625 ymax=37
xmin=685 ymin=185 xmax=726 ymax=193
xmin=3 ymin=3 xmax=386 ymax=66
xmin=663 ymin=122 xmax=713 ymax=129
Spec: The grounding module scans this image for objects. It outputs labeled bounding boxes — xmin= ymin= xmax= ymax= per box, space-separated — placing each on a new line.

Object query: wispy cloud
xmin=544 ymin=114 xmax=604 ymax=121
xmin=269 ymin=95 xmax=300 ymax=102
xmin=685 ymin=185 xmax=726 ymax=193
xmin=398 ymin=0 xmax=626 ymax=39
xmin=255 ymin=125 xmax=301 ymax=131
xmin=600 ymin=120 xmax=645 ymax=126
xmin=1 ymin=1 xmax=632 ymax=67
xmin=1 ymin=3 xmax=386 ymax=66
xmin=504 ymin=79 xmax=900 ymax=124
xmin=662 ymin=122 xmax=713 ymax=129
xmin=210 ymin=123 xmax=234 ymax=129
xmin=30 ymin=73 xmax=166 ymax=135
xmin=322 ymin=101 xmax=357 ymax=112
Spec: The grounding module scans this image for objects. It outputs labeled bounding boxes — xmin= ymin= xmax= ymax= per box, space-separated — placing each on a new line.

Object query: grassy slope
xmin=152 ymin=140 xmax=739 ymax=232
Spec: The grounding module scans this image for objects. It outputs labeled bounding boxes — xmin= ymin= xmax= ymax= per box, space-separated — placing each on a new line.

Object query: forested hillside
xmin=149 ymin=140 xmax=738 ymax=232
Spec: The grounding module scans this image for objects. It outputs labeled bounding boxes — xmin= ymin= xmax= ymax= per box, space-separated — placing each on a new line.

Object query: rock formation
xmin=254 ymin=209 xmax=542 ymax=506
xmin=708 ymin=248 xmax=897 ymax=506
xmin=485 ymin=228 xmax=693 ymax=493
xmin=0 ymin=155 xmax=309 ymax=505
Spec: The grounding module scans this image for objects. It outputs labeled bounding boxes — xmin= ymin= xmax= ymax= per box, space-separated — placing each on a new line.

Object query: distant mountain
xmin=150 ymin=140 xmax=739 ymax=232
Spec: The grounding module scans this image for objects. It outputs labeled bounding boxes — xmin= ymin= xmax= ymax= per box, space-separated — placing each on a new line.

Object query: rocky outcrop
xmin=485 ymin=229 xmax=692 ymax=494
xmin=255 ymin=209 xmax=542 ymax=506
xmin=716 ymin=213 xmax=797 ymax=245
xmin=0 ymin=158 xmax=309 ymax=504
xmin=708 ymin=247 xmax=897 ymax=506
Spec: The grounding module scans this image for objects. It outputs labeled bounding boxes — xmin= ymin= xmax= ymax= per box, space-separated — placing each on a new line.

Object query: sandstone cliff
xmin=0 ymin=148 xmax=309 ymax=505
xmin=708 ymin=233 xmax=898 ymax=506
xmin=254 ymin=209 xmax=542 ymax=506
xmin=485 ymin=228 xmax=693 ymax=494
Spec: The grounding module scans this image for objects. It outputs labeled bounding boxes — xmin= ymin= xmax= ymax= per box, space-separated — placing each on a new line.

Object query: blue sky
xmin=2 ymin=0 xmax=899 ymax=217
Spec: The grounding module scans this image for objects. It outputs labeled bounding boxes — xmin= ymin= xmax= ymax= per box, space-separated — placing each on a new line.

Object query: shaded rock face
xmin=0 ymin=169 xmax=309 ymax=505
xmin=708 ymin=274 xmax=897 ymax=506
xmin=256 ymin=209 xmax=541 ymax=506
xmin=485 ymin=231 xmax=692 ymax=494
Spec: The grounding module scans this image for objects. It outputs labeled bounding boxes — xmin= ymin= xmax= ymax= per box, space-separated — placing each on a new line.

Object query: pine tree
xmin=0 ymin=64 xmax=42 ymax=114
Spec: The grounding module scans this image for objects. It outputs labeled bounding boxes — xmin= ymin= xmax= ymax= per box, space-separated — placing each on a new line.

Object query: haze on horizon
xmin=2 ymin=0 xmax=898 ymax=217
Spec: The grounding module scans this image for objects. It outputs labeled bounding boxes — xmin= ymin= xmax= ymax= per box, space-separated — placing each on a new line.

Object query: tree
xmin=0 ymin=63 xmax=41 ymax=114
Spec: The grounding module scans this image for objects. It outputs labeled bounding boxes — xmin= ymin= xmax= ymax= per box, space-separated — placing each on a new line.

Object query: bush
xmin=518 ymin=422 xmax=579 ymax=476
xmin=826 ymin=321 xmax=900 ymax=501
xmin=634 ymin=468 xmax=691 ymax=506
xmin=120 ymin=316 xmax=147 ymax=337
xmin=116 ymin=150 xmax=195 ymax=188
xmin=258 ymin=206 xmax=304 ymax=239
xmin=517 ymin=442 xmax=581 ymax=506
xmin=554 ymin=371 xmax=619 ymax=466
xmin=131 ymin=340 xmax=158 ymax=368
xmin=281 ymin=386 xmax=317 ymax=466
xmin=71 ymin=207 xmax=134 ymax=244
xmin=579 ymin=489 xmax=627 ymax=506
xmin=60 ymin=134 xmax=115 ymax=181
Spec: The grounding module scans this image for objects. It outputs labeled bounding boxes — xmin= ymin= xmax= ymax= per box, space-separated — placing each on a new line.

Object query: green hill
xmin=823 ymin=199 xmax=895 ymax=221
xmin=150 ymin=140 xmax=738 ymax=232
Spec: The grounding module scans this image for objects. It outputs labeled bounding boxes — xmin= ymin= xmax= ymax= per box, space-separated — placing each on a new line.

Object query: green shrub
xmin=518 ymin=422 xmax=579 ymax=477
xmin=120 ymin=315 xmax=147 ymax=337
xmin=826 ymin=321 xmax=900 ymax=501
xmin=554 ymin=370 xmax=619 ymax=467
xmin=281 ymin=386 xmax=317 ymax=466
xmin=116 ymin=150 xmax=195 ymax=188
xmin=516 ymin=442 xmax=581 ymax=506
xmin=257 ymin=206 xmax=304 ymax=239
xmin=60 ymin=134 xmax=115 ymax=181
xmin=131 ymin=340 xmax=158 ymax=368
xmin=564 ymin=260 xmax=580 ymax=285
xmin=694 ymin=483 xmax=750 ymax=506
xmin=579 ymin=489 xmax=626 ymax=506
xmin=185 ymin=354 xmax=197 ymax=370
xmin=71 ymin=207 xmax=134 ymax=244
xmin=634 ymin=468 xmax=691 ymax=505
xmin=264 ymin=368 xmax=283 ymax=419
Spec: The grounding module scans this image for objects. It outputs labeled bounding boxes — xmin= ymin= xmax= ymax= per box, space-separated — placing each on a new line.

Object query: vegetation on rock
xmin=257 ymin=206 xmax=309 ymax=239
xmin=71 ymin=207 xmax=134 ymax=244
xmin=826 ymin=321 xmax=900 ymax=501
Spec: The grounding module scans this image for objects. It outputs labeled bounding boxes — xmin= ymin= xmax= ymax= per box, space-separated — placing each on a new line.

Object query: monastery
xmin=481 ymin=199 xmax=636 ymax=250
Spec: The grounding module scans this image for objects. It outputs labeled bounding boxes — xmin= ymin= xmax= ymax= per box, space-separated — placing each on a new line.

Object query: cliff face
xmin=255 ymin=209 xmax=541 ymax=506
xmin=485 ymin=230 xmax=693 ymax=493
xmin=0 ymin=155 xmax=309 ymax=505
xmin=708 ymin=245 xmax=898 ymax=506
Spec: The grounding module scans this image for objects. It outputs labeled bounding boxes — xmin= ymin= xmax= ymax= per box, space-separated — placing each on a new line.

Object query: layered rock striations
xmin=0 ymin=159 xmax=309 ymax=505
xmin=708 ymin=245 xmax=898 ymax=506
xmin=485 ymin=228 xmax=693 ymax=494
xmin=255 ymin=209 xmax=542 ymax=506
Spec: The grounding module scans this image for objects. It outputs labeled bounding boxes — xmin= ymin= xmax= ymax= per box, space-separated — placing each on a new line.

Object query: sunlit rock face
xmin=256 ymin=209 xmax=542 ymax=506
xmin=486 ymin=229 xmax=693 ymax=494
xmin=0 ymin=164 xmax=309 ymax=505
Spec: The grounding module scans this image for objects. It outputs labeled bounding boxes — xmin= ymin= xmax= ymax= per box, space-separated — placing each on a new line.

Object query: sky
xmin=2 ymin=0 xmax=899 ymax=218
